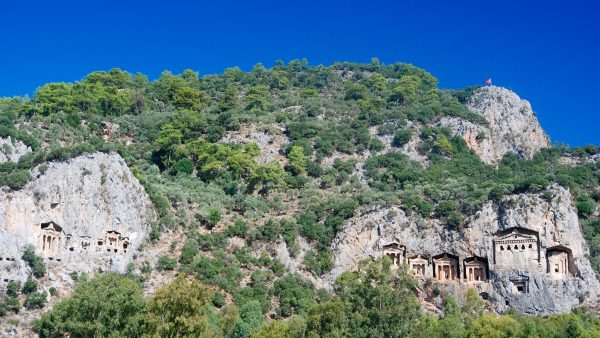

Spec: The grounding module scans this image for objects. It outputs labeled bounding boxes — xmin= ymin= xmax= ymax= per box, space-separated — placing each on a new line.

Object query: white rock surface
xmin=327 ymin=184 xmax=600 ymax=314
xmin=0 ymin=152 xmax=155 ymax=286
xmin=0 ymin=136 xmax=31 ymax=163
xmin=439 ymin=86 xmax=550 ymax=165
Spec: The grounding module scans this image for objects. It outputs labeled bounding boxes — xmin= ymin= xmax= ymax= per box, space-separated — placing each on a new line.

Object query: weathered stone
xmin=0 ymin=152 xmax=155 ymax=285
xmin=439 ymin=86 xmax=550 ymax=165
xmin=0 ymin=137 xmax=31 ymax=164
xmin=327 ymin=184 xmax=600 ymax=314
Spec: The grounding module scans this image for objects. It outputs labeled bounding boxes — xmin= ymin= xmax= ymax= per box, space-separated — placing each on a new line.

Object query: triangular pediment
xmin=41 ymin=221 xmax=62 ymax=233
xmin=495 ymin=228 xmax=538 ymax=242
xmin=382 ymin=242 xmax=405 ymax=251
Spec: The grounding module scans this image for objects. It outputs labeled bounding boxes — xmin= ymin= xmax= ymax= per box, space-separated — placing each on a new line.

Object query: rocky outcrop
xmin=327 ymin=184 xmax=599 ymax=314
xmin=0 ymin=137 xmax=31 ymax=163
xmin=220 ymin=124 xmax=289 ymax=165
xmin=439 ymin=86 xmax=550 ymax=165
xmin=0 ymin=152 xmax=155 ymax=288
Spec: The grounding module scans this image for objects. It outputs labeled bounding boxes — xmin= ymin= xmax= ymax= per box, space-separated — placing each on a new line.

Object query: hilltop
xmin=0 ymin=60 xmax=599 ymax=336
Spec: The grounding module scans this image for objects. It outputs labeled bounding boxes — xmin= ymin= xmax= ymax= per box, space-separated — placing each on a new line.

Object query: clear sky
xmin=1 ymin=0 xmax=598 ymax=146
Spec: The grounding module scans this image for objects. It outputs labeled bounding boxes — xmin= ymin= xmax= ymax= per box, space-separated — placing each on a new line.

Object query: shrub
xmin=156 ymin=255 xmax=177 ymax=271
xmin=170 ymin=158 xmax=194 ymax=176
xmin=22 ymin=249 xmax=46 ymax=278
xmin=4 ymin=296 xmax=20 ymax=314
xmin=4 ymin=170 xmax=30 ymax=189
xmin=191 ymin=252 xmax=242 ymax=293
xmin=207 ymin=209 xmax=222 ymax=228
xmin=179 ymin=240 xmax=199 ymax=265
xmin=25 ymin=291 xmax=47 ymax=310
xmin=369 ymin=138 xmax=385 ymax=152
xmin=212 ymin=291 xmax=226 ymax=308
xmin=447 ymin=212 xmax=464 ymax=230
xmin=22 ymin=275 xmax=38 ymax=294
xmin=577 ymin=197 xmax=596 ymax=218
xmin=392 ymin=129 xmax=412 ymax=147
xmin=6 ymin=281 xmax=20 ymax=297
xmin=227 ymin=219 xmax=248 ymax=238
xmin=149 ymin=226 xmax=161 ymax=242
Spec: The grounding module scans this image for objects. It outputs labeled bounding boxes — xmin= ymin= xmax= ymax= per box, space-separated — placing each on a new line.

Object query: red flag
xmin=485 ymin=78 xmax=492 ymax=85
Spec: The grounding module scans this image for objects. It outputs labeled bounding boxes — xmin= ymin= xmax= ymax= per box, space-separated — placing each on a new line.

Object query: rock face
xmin=0 ymin=137 xmax=31 ymax=163
xmin=327 ymin=184 xmax=600 ymax=314
xmin=439 ymin=86 xmax=550 ymax=165
xmin=0 ymin=152 xmax=155 ymax=287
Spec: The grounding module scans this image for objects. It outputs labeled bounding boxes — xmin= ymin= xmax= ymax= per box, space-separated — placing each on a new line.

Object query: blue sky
xmin=1 ymin=0 xmax=598 ymax=146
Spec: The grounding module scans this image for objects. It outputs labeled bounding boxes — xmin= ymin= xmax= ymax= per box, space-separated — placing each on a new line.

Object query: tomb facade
xmin=547 ymin=246 xmax=572 ymax=278
xmin=40 ymin=222 xmax=63 ymax=256
xmin=509 ymin=276 xmax=529 ymax=294
xmin=464 ymin=257 xmax=488 ymax=282
xmin=493 ymin=228 xmax=539 ymax=267
xmin=80 ymin=236 xmax=91 ymax=252
xmin=433 ymin=253 xmax=459 ymax=281
xmin=122 ymin=237 xmax=130 ymax=253
xmin=106 ymin=230 xmax=121 ymax=252
xmin=382 ymin=243 xmax=406 ymax=267
xmin=407 ymin=255 xmax=430 ymax=277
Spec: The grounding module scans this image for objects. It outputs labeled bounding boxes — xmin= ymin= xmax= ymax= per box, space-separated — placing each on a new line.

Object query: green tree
xmin=467 ymin=313 xmax=523 ymax=338
xmin=249 ymin=162 xmax=285 ymax=194
xmin=273 ymin=274 xmax=315 ymax=317
xmin=389 ymin=75 xmax=421 ymax=104
xmin=34 ymin=273 xmax=147 ymax=338
xmin=306 ymin=299 xmax=350 ymax=337
xmin=172 ymin=87 xmax=208 ymax=111
xmin=34 ymin=83 xmax=75 ymax=115
xmin=233 ymin=301 xmax=264 ymax=338
xmin=435 ymin=295 xmax=466 ymax=338
xmin=251 ymin=318 xmax=306 ymax=338
xmin=433 ymin=133 xmax=453 ymax=155
xmin=463 ymin=288 xmax=484 ymax=318
xmin=246 ymin=86 xmax=269 ymax=111
xmin=155 ymin=123 xmax=183 ymax=167
xmin=332 ymin=258 xmax=423 ymax=337
xmin=286 ymin=146 xmax=308 ymax=175
xmin=344 ymin=83 xmax=369 ymax=101
xmin=219 ymin=85 xmax=239 ymax=111
xmin=144 ymin=275 xmax=219 ymax=337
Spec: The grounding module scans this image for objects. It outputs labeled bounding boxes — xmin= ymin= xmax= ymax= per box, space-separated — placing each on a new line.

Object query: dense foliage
xmin=32 ymin=260 xmax=600 ymax=338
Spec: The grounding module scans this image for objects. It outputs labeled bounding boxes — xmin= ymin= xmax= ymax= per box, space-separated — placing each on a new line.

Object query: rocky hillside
xmin=328 ymin=184 xmax=599 ymax=314
xmin=0 ymin=152 xmax=154 ymax=312
xmin=0 ymin=61 xmax=599 ymax=336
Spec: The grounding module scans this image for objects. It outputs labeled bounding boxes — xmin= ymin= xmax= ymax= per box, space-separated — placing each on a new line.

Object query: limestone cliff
xmin=326 ymin=184 xmax=599 ymax=314
xmin=439 ymin=86 xmax=550 ymax=165
xmin=0 ymin=152 xmax=155 ymax=289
